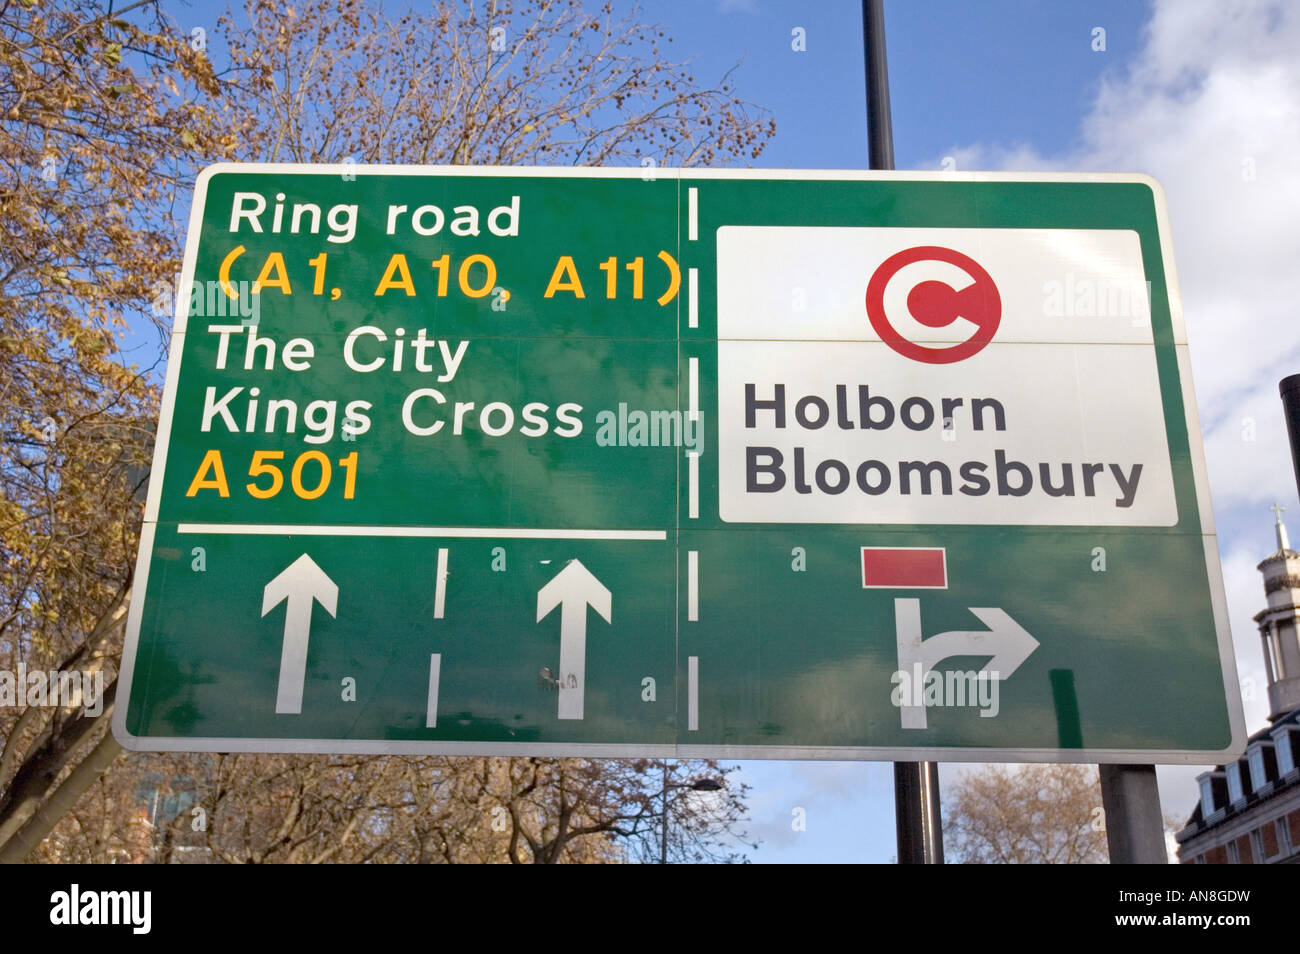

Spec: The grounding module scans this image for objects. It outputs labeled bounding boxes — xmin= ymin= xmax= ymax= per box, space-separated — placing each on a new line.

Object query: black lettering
xmin=995 ymin=449 xmax=1033 ymax=496
xmin=745 ymin=383 xmax=785 ymax=428
xmin=1111 ymin=463 xmax=1142 ymax=508
xmin=1082 ymin=462 xmax=1104 ymax=497
xmin=746 ymin=446 xmax=785 ymax=492
xmin=901 ymin=397 xmax=935 ymax=431
xmin=793 ymin=446 xmax=812 ymax=494
xmin=835 ymin=385 xmax=855 ymax=429
xmin=972 ymin=397 xmax=1006 ymax=432
xmin=959 ymin=461 xmax=990 ymax=496
xmin=1040 ymin=462 xmax=1075 ymax=497
xmin=899 ymin=460 xmax=952 ymax=495
xmin=855 ymin=460 xmax=891 ymax=495
xmin=815 ymin=459 xmax=850 ymax=494
xmin=859 ymin=386 xmax=894 ymax=430
xmin=795 ymin=395 xmax=829 ymax=429
xmin=941 ymin=397 xmax=964 ymax=429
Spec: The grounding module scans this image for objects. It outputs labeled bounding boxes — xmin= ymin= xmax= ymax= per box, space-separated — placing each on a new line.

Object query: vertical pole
xmin=863 ymin=0 xmax=944 ymax=864
xmin=660 ymin=760 xmax=668 ymax=864
xmin=1280 ymin=375 xmax=1300 ymax=504
xmin=1099 ymin=764 xmax=1167 ymax=863
xmin=893 ymin=761 xmax=944 ymax=864
xmin=863 ymin=0 xmax=894 ymax=171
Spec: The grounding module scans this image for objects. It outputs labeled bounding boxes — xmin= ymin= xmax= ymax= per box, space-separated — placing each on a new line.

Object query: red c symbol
xmin=865 ymin=246 xmax=1001 ymax=364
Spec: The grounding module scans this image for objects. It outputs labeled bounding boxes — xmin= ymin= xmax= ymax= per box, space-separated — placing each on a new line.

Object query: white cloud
xmin=941 ymin=0 xmax=1300 ymax=831
xmin=1221 ymin=537 xmax=1270 ymax=728
xmin=941 ymin=0 xmax=1300 ymax=516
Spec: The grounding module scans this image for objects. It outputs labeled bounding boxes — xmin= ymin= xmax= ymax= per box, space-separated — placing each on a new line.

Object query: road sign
xmin=114 ymin=165 xmax=1245 ymax=763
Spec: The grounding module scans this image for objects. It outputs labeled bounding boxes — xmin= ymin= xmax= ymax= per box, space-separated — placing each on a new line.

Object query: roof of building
xmin=1176 ymin=706 xmax=1300 ymax=842
xmin=1259 ymin=548 xmax=1300 ymax=570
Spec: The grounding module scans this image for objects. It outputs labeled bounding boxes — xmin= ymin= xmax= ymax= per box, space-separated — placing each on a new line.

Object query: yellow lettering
xmin=252 ymin=252 xmax=292 ymax=295
xmin=375 ymin=254 xmax=416 ymax=296
xmin=543 ymin=256 xmax=585 ymax=298
xmin=186 ymin=449 xmax=230 ymax=497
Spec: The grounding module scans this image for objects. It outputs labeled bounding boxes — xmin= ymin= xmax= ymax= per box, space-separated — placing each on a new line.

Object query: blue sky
xmin=662 ymin=0 xmax=1149 ymax=171
xmin=153 ymin=0 xmax=1300 ymax=862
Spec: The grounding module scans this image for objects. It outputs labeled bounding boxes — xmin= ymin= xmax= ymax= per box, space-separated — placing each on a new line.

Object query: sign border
xmin=113 ymin=164 xmax=1245 ymax=765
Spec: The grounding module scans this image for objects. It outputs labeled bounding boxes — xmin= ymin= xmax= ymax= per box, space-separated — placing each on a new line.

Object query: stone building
xmin=1176 ymin=508 xmax=1300 ymax=863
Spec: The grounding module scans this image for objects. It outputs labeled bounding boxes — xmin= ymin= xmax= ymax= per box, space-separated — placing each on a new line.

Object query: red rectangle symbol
xmin=861 ymin=547 xmax=947 ymax=589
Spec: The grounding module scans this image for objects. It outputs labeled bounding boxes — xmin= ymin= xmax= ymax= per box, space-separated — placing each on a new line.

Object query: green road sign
xmin=114 ymin=165 xmax=1246 ymax=763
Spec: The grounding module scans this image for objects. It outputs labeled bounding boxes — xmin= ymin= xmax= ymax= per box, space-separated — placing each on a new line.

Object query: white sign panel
xmin=716 ymin=226 xmax=1176 ymax=526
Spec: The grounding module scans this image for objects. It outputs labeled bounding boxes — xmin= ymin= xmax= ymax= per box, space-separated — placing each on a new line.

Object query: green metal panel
xmin=113 ymin=165 xmax=1244 ymax=763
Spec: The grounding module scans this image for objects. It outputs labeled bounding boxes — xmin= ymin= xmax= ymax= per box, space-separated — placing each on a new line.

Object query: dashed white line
xmin=688 ymin=355 xmax=700 ymax=519
xmin=426 ymin=653 xmax=441 ymax=728
xmin=688 ymin=453 xmax=699 ymax=519
xmin=178 ymin=524 xmax=666 ymax=540
xmin=688 ymin=267 xmax=699 ymax=329
xmin=434 ymin=547 xmax=448 ymax=619
xmin=688 ymin=550 xmax=699 ymax=621
xmin=688 ymin=656 xmax=699 ymax=731
xmin=689 ymin=357 xmax=698 ymax=421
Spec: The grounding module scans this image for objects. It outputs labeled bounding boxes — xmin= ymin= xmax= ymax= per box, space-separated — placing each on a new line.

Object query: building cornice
xmin=1255 ymin=603 xmax=1300 ymax=623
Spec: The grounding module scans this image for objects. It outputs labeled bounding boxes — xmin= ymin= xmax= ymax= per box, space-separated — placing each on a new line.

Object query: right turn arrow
xmin=894 ymin=597 xmax=1039 ymax=729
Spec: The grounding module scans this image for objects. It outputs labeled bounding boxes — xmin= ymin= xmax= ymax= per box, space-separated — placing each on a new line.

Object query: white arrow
xmin=894 ymin=597 xmax=1038 ymax=729
xmin=536 ymin=559 xmax=611 ymax=720
xmin=262 ymin=553 xmax=338 ymax=715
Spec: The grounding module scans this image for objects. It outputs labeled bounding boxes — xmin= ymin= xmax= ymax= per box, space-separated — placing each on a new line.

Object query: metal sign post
xmin=1099 ymin=764 xmax=1168 ymax=863
xmin=1279 ymin=374 xmax=1300 ymax=502
xmin=864 ymin=0 xmax=944 ymax=866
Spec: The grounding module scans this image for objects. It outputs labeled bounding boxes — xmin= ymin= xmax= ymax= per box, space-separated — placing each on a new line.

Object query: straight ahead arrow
xmin=537 ymin=559 xmax=611 ymax=720
xmin=262 ymin=553 xmax=338 ymax=715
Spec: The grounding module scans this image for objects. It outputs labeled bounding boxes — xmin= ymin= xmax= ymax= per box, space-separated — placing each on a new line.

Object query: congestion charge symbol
xmin=864 ymin=246 xmax=1002 ymax=365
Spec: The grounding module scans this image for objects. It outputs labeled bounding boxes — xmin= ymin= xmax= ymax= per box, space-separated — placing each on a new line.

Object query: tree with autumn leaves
xmin=0 ymin=0 xmax=771 ymax=862
xmin=0 ymin=0 xmax=240 ymax=860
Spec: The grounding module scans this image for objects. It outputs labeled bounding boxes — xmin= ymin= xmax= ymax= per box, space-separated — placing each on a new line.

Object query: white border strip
xmin=426 ymin=654 xmax=441 ymax=728
xmin=177 ymin=524 xmax=666 ymax=540
xmin=1176 ymin=346 xmax=1216 ymax=536
xmin=109 ymin=733 xmax=1245 ymax=764
xmin=191 ymin=163 xmax=1181 ymax=184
